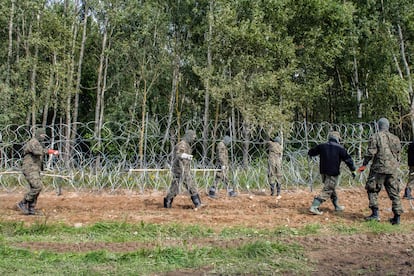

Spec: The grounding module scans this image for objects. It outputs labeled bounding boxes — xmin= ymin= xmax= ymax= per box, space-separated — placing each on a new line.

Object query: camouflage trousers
xmin=213 ymin=167 xmax=233 ymax=191
xmin=406 ymin=166 xmax=414 ymax=190
xmin=166 ymin=170 xmax=198 ymax=200
xmin=268 ymin=162 xmax=282 ymax=185
xmin=316 ymin=174 xmax=339 ymax=203
xmin=22 ymin=169 xmax=43 ymax=203
xmin=365 ymin=171 xmax=403 ymax=215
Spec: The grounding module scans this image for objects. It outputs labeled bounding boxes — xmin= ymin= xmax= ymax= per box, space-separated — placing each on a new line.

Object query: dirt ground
xmin=1 ymin=187 xmax=414 ymax=275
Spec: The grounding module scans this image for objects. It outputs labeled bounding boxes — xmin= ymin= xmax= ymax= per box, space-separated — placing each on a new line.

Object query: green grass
xmin=0 ymin=220 xmax=413 ymax=275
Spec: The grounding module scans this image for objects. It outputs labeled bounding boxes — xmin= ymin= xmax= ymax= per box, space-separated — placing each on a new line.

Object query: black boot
xmin=331 ymin=196 xmax=345 ymax=211
xmin=16 ymin=199 xmax=29 ymax=215
xmin=208 ymin=186 xmax=217 ymax=198
xmin=228 ymin=189 xmax=237 ymax=197
xmin=365 ymin=207 xmax=380 ymax=221
xmin=191 ymin=194 xmax=203 ymax=209
xmin=389 ymin=214 xmax=400 ymax=225
xmin=276 ymin=183 xmax=281 ymax=197
xmin=403 ymin=187 xmax=412 ymax=200
xmin=163 ymin=197 xmax=173 ymax=208
xmin=27 ymin=202 xmax=37 ymax=215
xmin=270 ymin=183 xmax=275 ymax=196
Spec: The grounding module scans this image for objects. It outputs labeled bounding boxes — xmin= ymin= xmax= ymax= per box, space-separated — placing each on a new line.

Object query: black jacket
xmin=408 ymin=142 xmax=414 ymax=166
xmin=308 ymin=138 xmax=356 ymax=176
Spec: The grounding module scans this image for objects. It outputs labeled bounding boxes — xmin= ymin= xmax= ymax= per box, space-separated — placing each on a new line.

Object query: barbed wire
xmin=0 ymin=119 xmax=410 ymax=193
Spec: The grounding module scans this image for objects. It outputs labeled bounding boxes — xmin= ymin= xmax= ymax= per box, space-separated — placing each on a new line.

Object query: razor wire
xmin=0 ymin=118 xmax=410 ymax=193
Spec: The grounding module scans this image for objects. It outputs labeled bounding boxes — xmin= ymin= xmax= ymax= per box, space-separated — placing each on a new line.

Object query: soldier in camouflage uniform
xmin=308 ymin=131 xmax=356 ymax=215
xmin=163 ymin=130 xmax=203 ymax=209
xmin=208 ymin=135 xmax=237 ymax=198
xmin=402 ymin=140 xmax=414 ymax=200
xmin=358 ymin=118 xmax=402 ymax=225
xmin=267 ymin=136 xmax=283 ymax=198
xmin=17 ymin=128 xmax=59 ymax=215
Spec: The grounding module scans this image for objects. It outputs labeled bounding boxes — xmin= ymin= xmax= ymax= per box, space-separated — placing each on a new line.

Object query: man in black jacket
xmin=403 ymin=140 xmax=414 ymax=200
xmin=308 ymin=131 xmax=356 ymax=215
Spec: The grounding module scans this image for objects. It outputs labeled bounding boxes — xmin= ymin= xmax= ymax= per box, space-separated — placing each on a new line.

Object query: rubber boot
xmin=16 ymin=199 xmax=29 ymax=215
xmin=403 ymin=187 xmax=412 ymax=200
xmin=332 ymin=197 xmax=345 ymax=212
xmin=276 ymin=183 xmax=281 ymax=199
xmin=27 ymin=201 xmax=37 ymax=215
xmin=228 ymin=189 xmax=237 ymax=197
xmin=389 ymin=213 xmax=400 ymax=225
xmin=208 ymin=186 xmax=217 ymax=198
xmin=309 ymin=198 xmax=323 ymax=215
xmin=163 ymin=197 xmax=173 ymax=208
xmin=270 ymin=183 xmax=275 ymax=196
xmin=191 ymin=194 xmax=203 ymax=209
xmin=365 ymin=207 xmax=380 ymax=221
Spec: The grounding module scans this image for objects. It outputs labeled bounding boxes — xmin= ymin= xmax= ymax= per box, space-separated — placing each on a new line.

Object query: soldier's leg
xmin=384 ymin=174 xmax=403 ymax=225
xmin=268 ymin=164 xmax=276 ymax=196
xmin=164 ymin=175 xmax=180 ymax=208
xmin=182 ymin=171 xmax=203 ymax=208
xmin=20 ymin=170 xmax=43 ymax=215
xmin=310 ymin=175 xmax=336 ymax=215
xmin=209 ymin=173 xmax=221 ymax=198
xmin=365 ymin=173 xmax=383 ymax=221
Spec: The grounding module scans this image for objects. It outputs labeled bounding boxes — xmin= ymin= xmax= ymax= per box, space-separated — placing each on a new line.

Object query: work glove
xmin=47 ymin=149 xmax=59 ymax=155
xmin=357 ymin=166 xmax=366 ymax=173
xmin=221 ymin=165 xmax=226 ymax=170
xmin=180 ymin=153 xmax=193 ymax=160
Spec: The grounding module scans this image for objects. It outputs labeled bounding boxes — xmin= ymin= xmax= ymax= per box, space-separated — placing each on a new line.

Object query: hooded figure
xmin=164 ymin=130 xmax=204 ymax=209
xmin=308 ymin=131 xmax=356 ymax=215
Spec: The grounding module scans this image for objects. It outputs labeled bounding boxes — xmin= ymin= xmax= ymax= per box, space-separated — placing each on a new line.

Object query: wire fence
xmin=0 ymin=118 xmax=410 ymax=194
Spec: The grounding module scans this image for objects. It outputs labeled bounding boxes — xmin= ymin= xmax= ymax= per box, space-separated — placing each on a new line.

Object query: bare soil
xmin=1 ymin=187 xmax=414 ymax=275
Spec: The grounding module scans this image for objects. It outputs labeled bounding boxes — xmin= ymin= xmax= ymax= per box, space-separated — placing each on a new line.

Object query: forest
xmin=1 ymin=0 xmax=414 ymax=141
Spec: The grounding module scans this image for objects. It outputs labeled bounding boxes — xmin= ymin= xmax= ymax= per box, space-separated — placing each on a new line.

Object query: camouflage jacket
xmin=22 ymin=138 xmax=46 ymax=171
xmin=363 ymin=130 xmax=401 ymax=174
xmin=216 ymin=141 xmax=229 ymax=168
xmin=172 ymin=139 xmax=192 ymax=173
xmin=268 ymin=141 xmax=282 ymax=159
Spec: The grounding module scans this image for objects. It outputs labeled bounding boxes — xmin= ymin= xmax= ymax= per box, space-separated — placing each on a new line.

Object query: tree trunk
xmin=94 ymin=16 xmax=109 ymax=169
xmin=6 ymin=0 xmax=15 ymax=85
xmin=162 ymin=47 xmax=180 ymax=151
xmin=30 ymin=11 xmax=41 ymax=127
xmin=71 ymin=1 xmax=89 ymax=141
xmin=202 ymin=0 xmax=214 ymax=165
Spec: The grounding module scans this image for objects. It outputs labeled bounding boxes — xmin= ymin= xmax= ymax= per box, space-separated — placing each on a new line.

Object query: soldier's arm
xmin=362 ymin=136 xmax=377 ymax=166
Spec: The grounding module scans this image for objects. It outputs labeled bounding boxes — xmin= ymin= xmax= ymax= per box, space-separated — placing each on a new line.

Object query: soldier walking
xmin=16 ymin=128 xmax=59 ymax=215
xmin=308 ymin=131 xmax=356 ymax=215
xmin=267 ymin=136 xmax=283 ymax=198
xmin=208 ymin=135 xmax=237 ymax=198
xmin=163 ymin=130 xmax=204 ymax=209
xmin=358 ymin=118 xmax=402 ymax=225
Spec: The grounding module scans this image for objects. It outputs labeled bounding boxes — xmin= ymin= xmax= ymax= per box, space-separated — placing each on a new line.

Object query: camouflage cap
xmin=223 ymin=135 xmax=231 ymax=145
xmin=378 ymin=118 xmax=389 ymax=131
xmin=35 ymin=127 xmax=47 ymax=140
xmin=184 ymin=130 xmax=196 ymax=143
xmin=272 ymin=136 xmax=281 ymax=144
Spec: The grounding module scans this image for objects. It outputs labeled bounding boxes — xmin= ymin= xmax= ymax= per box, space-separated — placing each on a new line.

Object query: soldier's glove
xmin=221 ymin=166 xmax=226 ymax=170
xmin=357 ymin=166 xmax=366 ymax=173
xmin=180 ymin=153 xmax=193 ymax=160
xmin=47 ymin=149 xmax=59 ymax=155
